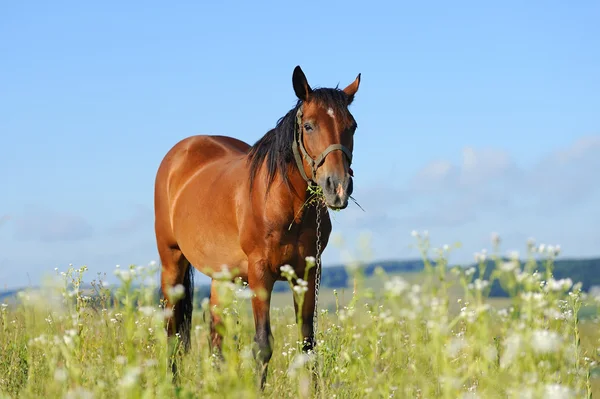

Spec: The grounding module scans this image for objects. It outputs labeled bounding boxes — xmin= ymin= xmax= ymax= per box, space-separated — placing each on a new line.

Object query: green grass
xmin=1 ymin=235 xmax=600 ymax=398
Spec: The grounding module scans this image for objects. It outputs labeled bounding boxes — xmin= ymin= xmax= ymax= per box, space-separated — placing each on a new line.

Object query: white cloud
xmin=459 ymin=147 xmax=515 ymax=186
xmin=107 ymin=204 xmax=153 ymax=235
xmin=551 ymin=136 xmax=600 ymax=164
xmin=414 ymin=160 xmax=454 ymax=182
xmin=411 ymin=146 xmax=518 ymax=192
xmin=12 ymin=209 xmax=93 ymax=243
xmin=331 ymin=135 xmax=600 ymax=265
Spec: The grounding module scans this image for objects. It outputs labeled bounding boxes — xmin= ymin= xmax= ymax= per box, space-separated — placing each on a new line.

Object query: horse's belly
xmin=171 ymin=166 xmax=249 ymax=279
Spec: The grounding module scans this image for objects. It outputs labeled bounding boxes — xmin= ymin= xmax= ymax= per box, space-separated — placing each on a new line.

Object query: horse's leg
xmin=293 ymin=269 xmax=321 ymax=394
xmin=209 ymin=279 xmax=225 ymax=361
xmin=158 ymin=240 xmax=194 ymax=376
xmin=248 ymin=260 xmax=275 ymax=390
xmin=293 ymin=269 xmax=317 ymax=354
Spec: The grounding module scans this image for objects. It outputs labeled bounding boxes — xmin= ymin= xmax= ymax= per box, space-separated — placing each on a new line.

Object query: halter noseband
xmin=291 ymin=106 xmax=353 ymax=186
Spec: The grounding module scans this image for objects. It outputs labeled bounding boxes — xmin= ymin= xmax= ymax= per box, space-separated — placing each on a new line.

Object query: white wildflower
xmin=296 ymin=278 xmax=308 ymax=287
xmin=499 ymin=260 xmax=518 ymax=272
xmin=474 ymin=252 xmax=486 ymax=263
xmin=544 ymin=384 xmax=574 ymax=399
xmin=305 ymin=256 xmax=316 ymax=266
xmin=288 ymin=353 xmax=311 ymax=376
xmin=65 ymin=329 xmax=77 ymax=337
xmin=446 ymin=337 xmax=466 ymax=358
xmin=589 ymin=286 xmax=600 ymax=302
xmin=280 ymin=264 xmax=296 ymax=279
xmin=491 ymin=232 xmax=500 ymax=246
xmin=139 ymin=306 xmax=155 ymax=316
xmin=514 ymin=268 xmax=527 ymax=283
xmin=119 ymin=366 xmax=142 ymax=388
xmin=384 ymin=276 xmax=409 ymax=297
xmin=63 ymin=335 xmax=74 ymax=347
xmin=214 ymin=265 xmax=232 ymax=280
xmin=544 ymin=278 xmax=573 ymax=292
xmin=483 ymin=344 xmax=498 ymax=363
xmin=235 ymin=287 xmax=254 ymax=299
xmin=54 ymin=367 xmax=68 ymax=382
xmin=114 ymin=269 xmax=132 ymax=282
xmin=167 ymin=284 xmax=185 ymax=301
xmin=553 ymin=245 xmax=561 ymax=256
xmin=500 ymin=333 xmax=522 ymax=369
xmin=531 ymin=329 xmax=562 ymax=354
xmin=293 ymin=285 xmax=308 ymax=295
xmin=470 ymin=279 xmax=489 ymax=291
xmin=65 ymin=388 xmax=94 ymax=399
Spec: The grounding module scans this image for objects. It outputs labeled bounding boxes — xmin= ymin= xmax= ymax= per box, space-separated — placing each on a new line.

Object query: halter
xmin=291 ymin=106 xmax=353 ymax=185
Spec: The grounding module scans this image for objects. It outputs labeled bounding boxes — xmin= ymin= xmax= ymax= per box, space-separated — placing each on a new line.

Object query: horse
xmin=154 ymin=65 xmax=361 ymax=387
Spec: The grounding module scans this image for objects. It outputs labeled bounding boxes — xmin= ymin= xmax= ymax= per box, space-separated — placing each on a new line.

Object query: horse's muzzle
xmin=320 ymin=174 xmax=353 ymax=210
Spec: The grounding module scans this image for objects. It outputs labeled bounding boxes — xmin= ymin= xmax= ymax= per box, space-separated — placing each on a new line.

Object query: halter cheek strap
xmin=291 ymin=107 xmax=353 ymax=185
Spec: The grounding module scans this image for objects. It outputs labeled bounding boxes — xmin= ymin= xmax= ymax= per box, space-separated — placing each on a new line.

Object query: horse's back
xmin=159 ymin=134 xmax=248 ymax=191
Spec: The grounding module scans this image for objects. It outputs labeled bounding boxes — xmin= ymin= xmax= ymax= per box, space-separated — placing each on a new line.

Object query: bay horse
xmin=154 ymin=65 xmax=360 ymax=387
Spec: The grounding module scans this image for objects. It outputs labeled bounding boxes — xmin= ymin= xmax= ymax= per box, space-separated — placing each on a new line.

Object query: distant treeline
xmin=0 ymin=260 xmax=425 ymax=304
xmin=472 ymin=257 xmax=600 ymax=297
xmin=271 ymin=259 xmax=425 ymax=293
xmin=194 ymin=259 xmax=425 ymax=301
xmin=2 ymin=258 xmax=599 ymax=304
xmin=153 ymin=257 xmax=600 ymax=302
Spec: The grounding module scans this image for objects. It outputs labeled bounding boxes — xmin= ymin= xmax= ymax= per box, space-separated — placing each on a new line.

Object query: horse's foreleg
xmin=293 ymin=269 xmax=321 ymax=394
xmin=293 ymin=270 xmax=317 ymax=354
xmin=248 ymin=261 xmax=275 ymax=390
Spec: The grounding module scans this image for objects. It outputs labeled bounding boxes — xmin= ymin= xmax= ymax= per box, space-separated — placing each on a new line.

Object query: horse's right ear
xmin=292 ymin=65 xmax=313 ymax=101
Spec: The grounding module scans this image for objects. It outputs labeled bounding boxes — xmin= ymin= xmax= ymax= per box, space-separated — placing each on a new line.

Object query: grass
xmin=1 ymin=233 xmax=600 ymax=398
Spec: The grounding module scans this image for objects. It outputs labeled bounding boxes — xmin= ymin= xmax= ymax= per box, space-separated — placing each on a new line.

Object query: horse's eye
xmin=303 ymin=123 xmax=313 ymax=132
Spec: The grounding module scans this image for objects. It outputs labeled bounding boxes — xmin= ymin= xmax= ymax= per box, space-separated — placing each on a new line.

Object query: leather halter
xmin=291 ymin=106 xmax=353 ymax=186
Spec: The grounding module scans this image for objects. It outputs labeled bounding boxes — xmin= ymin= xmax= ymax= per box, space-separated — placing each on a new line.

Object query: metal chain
xmin=313 ymin=200 xmax=323 ymax=349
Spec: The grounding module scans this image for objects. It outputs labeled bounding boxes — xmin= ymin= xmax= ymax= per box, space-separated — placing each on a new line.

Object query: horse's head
xmin=291 ymin=66 xmax=360 ymax=210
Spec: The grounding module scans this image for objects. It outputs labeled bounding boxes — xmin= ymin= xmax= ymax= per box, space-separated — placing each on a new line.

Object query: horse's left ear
xmin=292 ymin=66 xmax=313 ymax=101
xmin=343 ymin=73 xmax=361 ymax=104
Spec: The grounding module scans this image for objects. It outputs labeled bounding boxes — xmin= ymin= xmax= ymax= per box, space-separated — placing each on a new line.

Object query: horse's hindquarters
xmin=155 ymin=135 xmax=251 ymax=279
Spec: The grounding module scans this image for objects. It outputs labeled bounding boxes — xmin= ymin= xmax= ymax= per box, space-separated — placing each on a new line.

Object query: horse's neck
xmin=267 ymin=168 xmax=312 ymax=227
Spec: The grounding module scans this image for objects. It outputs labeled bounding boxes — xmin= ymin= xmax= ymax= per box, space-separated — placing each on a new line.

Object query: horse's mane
xmin=247 ymin=87 xmax=352 ymax=194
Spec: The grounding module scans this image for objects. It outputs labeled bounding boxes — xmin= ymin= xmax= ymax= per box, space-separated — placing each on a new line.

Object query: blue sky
xmin=1 ymin=1 xmax=599 ymax=289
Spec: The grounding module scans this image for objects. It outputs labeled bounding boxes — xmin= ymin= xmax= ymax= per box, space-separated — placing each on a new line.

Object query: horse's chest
xmin=268 ymin=228 xmax=317 ymax=271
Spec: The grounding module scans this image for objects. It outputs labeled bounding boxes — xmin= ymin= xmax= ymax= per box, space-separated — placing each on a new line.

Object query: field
xmin=1 ymin=235 xmax=599 ymax=398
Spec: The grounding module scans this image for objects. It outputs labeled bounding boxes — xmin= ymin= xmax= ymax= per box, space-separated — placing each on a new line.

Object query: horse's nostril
xmin=326 ymin=176 xmax=334 ymax=191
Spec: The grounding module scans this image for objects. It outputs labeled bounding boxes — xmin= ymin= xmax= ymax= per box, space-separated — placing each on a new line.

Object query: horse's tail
xmin=180 ymin=263 xmax=195 ymax=352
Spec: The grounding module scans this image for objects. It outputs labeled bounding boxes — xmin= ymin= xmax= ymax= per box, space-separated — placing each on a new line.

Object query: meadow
xmin=1 ymin=233 xmax=599 ymax=398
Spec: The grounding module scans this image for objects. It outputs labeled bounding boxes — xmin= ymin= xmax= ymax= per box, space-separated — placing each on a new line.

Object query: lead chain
xmin=313 ymin=201 xmax=323 ymax=349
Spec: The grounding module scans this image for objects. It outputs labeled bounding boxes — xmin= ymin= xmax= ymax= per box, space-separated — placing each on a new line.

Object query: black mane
xmin=247 ymin=87 xmax=352 ymax=194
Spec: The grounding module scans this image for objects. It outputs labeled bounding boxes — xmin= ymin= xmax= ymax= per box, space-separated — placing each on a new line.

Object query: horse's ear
xmin=292 ymin=65 xmax=313 ymax=101
xmin=343 ymin=73 xmax=361 ymax=104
